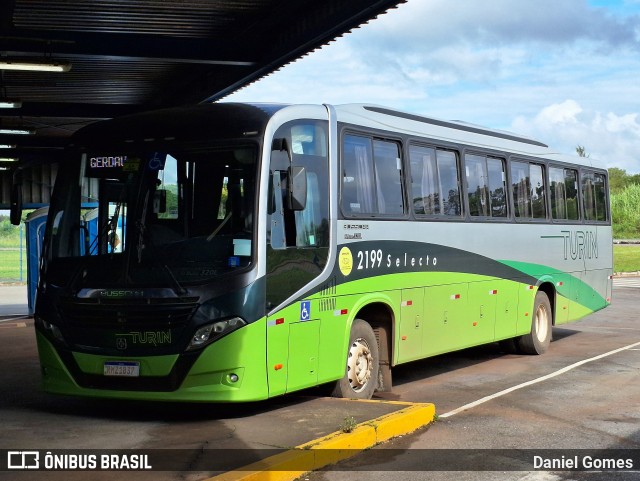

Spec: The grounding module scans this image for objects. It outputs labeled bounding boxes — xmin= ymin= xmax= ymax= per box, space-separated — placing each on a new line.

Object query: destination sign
xmin=85 ymin=154 xmax=140 ymax=178
xmin=90 ymin=156 xmax=126 ymax=168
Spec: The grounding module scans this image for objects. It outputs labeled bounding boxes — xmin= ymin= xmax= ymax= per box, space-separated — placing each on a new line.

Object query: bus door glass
xmin=266 ymin=119 xmax=329 ymax=397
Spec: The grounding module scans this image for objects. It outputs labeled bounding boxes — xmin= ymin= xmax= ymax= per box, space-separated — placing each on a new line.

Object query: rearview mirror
xmin=153 ymin=189 xmax=167 ymax=214
xmin=10 ymin=172 xmax=23 ymax=225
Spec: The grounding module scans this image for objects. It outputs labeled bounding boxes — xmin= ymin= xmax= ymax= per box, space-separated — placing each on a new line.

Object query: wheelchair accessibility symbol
xmin=300 ymin=301 xmax=311 ymax=321
xmin=148 ymin=152 xmax=165 ymax=171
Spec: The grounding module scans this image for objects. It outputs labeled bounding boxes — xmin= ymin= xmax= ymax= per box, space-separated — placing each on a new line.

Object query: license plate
xmin=104 ymin=361 xmax=140 ymax=377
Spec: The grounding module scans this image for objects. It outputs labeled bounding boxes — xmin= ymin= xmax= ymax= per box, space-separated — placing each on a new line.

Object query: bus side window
xmin=341 ymin=134 xmax=404 ymax=216
xmin=550 ymin=167 xmax=567 ymax=220
xmin=409 ymin=145 xmax=438 ymax=215
xmin=530 ymin=164 xmax=547 ymax=219
xmin=465 ymin=154 xmax=489 ymax=217
xmin=465 ymin=154 xmax=507 ymax=218
xmin=512 ymin=161 xmax=547 ymax=220
xmin=512 ymin=161 xmax=531 ymax=218
xmin=582 ymin=171 xmax=608 ymax=222
xmin=593 ymin=173 xmax=608 ymax=222
xmin=373 ymin=139 xmax=404 ymax=215
xmin=437 ymin=150 xmax=462 ymax=216
xmin=564 ymin=169 xmax=579 ymax=220
xmin=342 ymin=135 xmax=376 ymax=215
xmin=550 ymin=166 xmax=580 ymax=221
xmin=487 ymin=157 xmax=507 ymax=217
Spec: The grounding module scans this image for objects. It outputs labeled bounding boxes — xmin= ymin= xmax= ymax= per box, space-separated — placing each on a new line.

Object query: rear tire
xmin=518 ymin=291 xmax=552 ymax=354
xmin=331 ymin=319 xmax=379 ymax=399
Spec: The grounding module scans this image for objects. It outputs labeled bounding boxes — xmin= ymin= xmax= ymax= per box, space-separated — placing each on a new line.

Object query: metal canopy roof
xmin=0 ymin=0 xmax=404 ymax=198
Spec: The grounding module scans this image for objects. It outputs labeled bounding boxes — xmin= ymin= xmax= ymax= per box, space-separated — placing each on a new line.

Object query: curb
xmin=205 ymin=400 xmax=436 ymax=481
xmin=613 ymin=272 xmax=640 ymax=278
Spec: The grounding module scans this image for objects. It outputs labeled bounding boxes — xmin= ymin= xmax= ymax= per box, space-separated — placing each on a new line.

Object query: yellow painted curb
xmin=368 ymin=403 xmax=436 ymax=443
xmin=204 ymin=400 xmax=436 ymax=481
xmin=0 ymin=321 xmax=27 ymax=328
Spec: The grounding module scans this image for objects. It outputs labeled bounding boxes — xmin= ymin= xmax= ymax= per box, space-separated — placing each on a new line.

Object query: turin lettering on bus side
xmin=561 ymin=230 xmax=598 ymax=260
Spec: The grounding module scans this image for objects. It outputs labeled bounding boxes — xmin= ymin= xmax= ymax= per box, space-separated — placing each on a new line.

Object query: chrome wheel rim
xmin=347 ymin=337 xmax=373 ymax=392
xmin=534 ymin=302 xmax=550 ymax=343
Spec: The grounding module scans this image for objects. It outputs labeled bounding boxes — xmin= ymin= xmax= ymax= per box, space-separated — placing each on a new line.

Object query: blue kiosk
xmin=24 ymin=207 xmax=48 ymax=315
xmin=25 ymin=207 xmax=99 ymax=314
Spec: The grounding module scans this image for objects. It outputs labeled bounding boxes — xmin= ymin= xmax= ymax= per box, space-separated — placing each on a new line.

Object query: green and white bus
xmin=33 ymin=103 xmax=612 ymax=402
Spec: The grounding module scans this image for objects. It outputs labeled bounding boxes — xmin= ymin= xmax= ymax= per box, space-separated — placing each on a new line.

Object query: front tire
xmin=518 ymin=291 xmax=552 ymax=354
xmin=331 ymin=319 xmax=379 ymax=399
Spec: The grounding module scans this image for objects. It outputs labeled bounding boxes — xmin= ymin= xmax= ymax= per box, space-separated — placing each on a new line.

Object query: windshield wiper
xmin=163 ymin=264 xmax=187 ymax=296
xmin=135 ymin=192 xmax=186 ymax=296
xmin=142 ymin=236 xmax=187 ymax=297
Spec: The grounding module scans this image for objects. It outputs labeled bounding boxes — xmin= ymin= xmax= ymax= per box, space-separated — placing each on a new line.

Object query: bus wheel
xmin=518 ymin=291 xmax=552 ymax=355
xmin=332 ymin=319 xmax=379 ymax=399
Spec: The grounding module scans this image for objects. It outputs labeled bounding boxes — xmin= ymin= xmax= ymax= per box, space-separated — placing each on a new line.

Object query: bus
xmin=30 ymin=103 xmax=612 ymax=402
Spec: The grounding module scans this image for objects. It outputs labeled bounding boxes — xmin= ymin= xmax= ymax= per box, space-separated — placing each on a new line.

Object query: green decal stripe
xmin=312 ymin=271 xmax=510 ymax=298
xmin=498 ymin=260 xmax=607 ymax=312
xmin=562 ymin=296 xmax=599 ymax=321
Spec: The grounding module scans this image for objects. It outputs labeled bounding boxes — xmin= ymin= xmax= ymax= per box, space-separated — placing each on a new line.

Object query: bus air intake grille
xmin=58 ymin=299 xmax=199 ymax=328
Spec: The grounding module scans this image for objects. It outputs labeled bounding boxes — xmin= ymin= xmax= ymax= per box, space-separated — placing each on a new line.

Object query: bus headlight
xmin=186 ymin=317 xmax=246 ymax=351
xmin=36 ymin=316 xmax=67 ymax=345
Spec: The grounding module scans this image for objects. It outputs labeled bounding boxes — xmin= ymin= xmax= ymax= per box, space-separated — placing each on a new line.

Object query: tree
xmin=0 ymin=219 xmax=14 ymax=236
xmin=576 ymin=145 xmax=590 ymax=158
xmin=608 ymin=167 xmax=630 ymax=194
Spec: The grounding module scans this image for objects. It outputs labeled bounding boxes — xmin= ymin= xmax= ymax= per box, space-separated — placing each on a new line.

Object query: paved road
xmin=613 ymin=277 xmax=640 ymax=289
xmin=0 ymin=284 xmax=28 ymax=318
xmin=303 ymin=283 xmax=640 ymax=481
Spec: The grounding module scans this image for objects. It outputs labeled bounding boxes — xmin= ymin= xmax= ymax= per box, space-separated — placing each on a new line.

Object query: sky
xmin=225 ymin=0 xmax=640 ymax=174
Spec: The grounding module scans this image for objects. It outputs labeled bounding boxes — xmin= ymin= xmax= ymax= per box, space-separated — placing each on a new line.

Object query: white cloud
xmin=512 ymin=101 xmax=640 ymax=172
xmin=226 ymin=0 xmax=640 ymax=172
xmin=534 ymin=100 xmax=584 ymax=125
xmin=355 ymin=0 xmax=640 ymax=51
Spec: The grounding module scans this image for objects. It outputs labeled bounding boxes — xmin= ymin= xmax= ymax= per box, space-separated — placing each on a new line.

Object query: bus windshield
xmin=46 ymin=145 xmax=257 ymax=288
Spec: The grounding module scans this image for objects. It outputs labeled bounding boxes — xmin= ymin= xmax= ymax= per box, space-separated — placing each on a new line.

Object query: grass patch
xmin=0 ymin=235 xmax=24 ymax=248
xmin=0 ymin=248 xmax=28 ymax=283
xmin=611 ymin=184 xmax=640 ymax=239
xmin=339 ymin=416 xmax=358 ymax=433
xmin=613 ymin=245 xmax=640 ymax=273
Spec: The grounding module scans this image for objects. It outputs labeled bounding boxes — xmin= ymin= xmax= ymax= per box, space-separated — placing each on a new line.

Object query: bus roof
xmin=332 ymin=104 xmax=598 ymax=169
xmin=70 ymin=102 xmax=599 ymax=170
